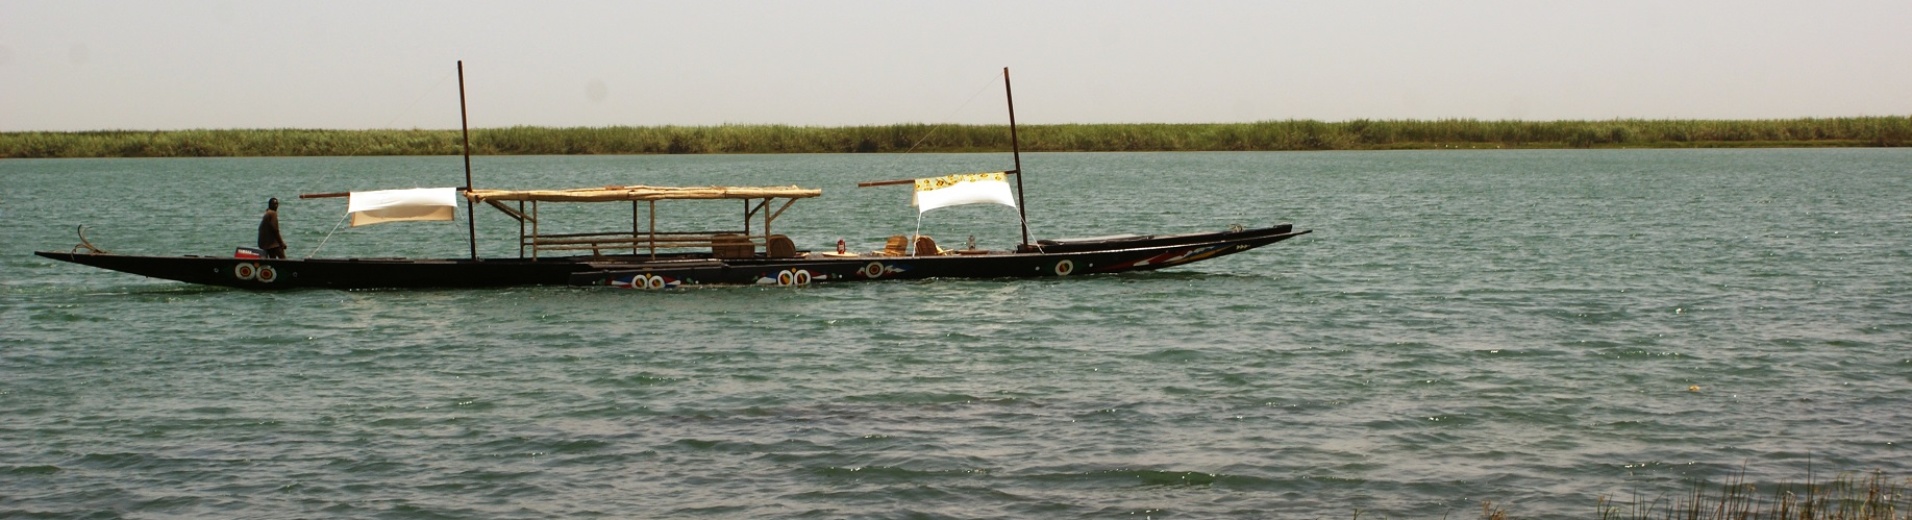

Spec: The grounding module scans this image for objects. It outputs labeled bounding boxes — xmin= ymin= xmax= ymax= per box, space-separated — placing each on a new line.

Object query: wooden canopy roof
xmin=465 ymin=185 xmax=822 ymax=203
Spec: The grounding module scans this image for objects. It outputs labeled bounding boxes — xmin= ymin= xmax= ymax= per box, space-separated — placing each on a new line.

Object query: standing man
xmin=258 ymin=197 xmax=287 ymax=259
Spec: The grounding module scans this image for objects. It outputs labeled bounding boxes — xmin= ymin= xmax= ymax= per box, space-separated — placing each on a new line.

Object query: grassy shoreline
xmin=3 ymin=117 xmax=1908 ymax=158
xmin=1589 ymin=469 xmax=1908 ymax=520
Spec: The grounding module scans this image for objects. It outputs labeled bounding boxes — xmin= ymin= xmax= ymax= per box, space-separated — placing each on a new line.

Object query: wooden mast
xmin=458 ymin=61 xmax=477 ymax=260
xmin=1004 ymin=67 xmax=1031 ymax=248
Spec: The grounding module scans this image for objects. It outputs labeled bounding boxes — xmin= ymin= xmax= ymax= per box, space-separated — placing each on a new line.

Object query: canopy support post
xmin=762 ymin=198 xmax=771 ymax=240
xmin=767 ymin=197 xmax=800 ymax=230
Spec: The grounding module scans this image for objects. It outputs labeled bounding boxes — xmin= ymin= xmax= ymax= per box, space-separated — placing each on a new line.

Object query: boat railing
xmin=522 ymin=230 xmax=765 ymax=259
xmin=467 ymin=189 xmax=818 ymax=261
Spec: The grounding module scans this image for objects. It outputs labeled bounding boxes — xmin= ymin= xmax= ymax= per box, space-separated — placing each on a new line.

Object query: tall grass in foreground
xmin=1589 ymin=470 xmax=1908 ymax=520
xmin=4 ymin=117 xmax=1909 ymax=158
xmin=1352 ymin=470 xmax=1911 ymax=520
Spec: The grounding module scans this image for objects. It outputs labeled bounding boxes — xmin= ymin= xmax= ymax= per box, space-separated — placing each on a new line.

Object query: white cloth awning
xmin=346 ymin=188 xmax=458 ymax=227
xmin=912 ymin=172 xmax=1017 ymax=214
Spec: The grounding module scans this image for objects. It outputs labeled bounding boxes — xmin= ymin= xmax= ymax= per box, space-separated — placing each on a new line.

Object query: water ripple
xmin=3 ymin=151 xmax=1909 ymax=517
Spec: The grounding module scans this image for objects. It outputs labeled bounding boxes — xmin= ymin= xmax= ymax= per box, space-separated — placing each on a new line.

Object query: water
xmin=2 ymin=150 xmax=1908 ymax=518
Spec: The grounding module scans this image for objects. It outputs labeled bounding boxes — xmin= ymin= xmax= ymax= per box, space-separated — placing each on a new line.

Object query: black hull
xmin=575 ymin=224 xmax=1309 ymax=289
xmin=36 ymin=225 xmax=1308 ymax=290
xmin=32 ymin=251 xmax=607 ymax=290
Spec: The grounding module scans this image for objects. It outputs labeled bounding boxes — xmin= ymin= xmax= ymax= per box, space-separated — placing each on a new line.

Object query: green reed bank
xmin=4 ymin=117 xmax=1909 ymax=158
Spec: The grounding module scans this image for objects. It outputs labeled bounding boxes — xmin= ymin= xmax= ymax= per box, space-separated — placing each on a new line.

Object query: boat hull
xmin=575 ymin=224 xmax=1310 ymax=288
xmin=36 ymin=225 xmax=1308 ymax=290
xmin=31 ymin=251 xmax=604 ymax=290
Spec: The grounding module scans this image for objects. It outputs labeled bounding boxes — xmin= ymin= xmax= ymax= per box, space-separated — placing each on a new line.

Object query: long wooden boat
xmin=34 ymin=201 xmax=1305 ymax=290
xmin=34 ymin=66 xmax=1309 ymax=290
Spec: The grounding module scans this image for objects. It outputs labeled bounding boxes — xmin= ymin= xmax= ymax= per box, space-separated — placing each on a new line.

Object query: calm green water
xmin=3 ymin=150 xmax=1908 ymax=518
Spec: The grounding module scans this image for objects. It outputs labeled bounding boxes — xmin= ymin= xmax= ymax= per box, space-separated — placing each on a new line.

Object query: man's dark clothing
xmin=258 ymin=209 xmax=286 ymax=259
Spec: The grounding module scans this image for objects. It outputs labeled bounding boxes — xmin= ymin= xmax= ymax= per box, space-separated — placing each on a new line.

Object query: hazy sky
xmin=3 ymin=0 xmax=1908 ymax=131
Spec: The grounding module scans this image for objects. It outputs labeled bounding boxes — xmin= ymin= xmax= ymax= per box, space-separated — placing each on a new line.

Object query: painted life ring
xmin=1054 ymin=259 xmax=1075 ymax=276
xmin=256 ymin=265 xmax=278 ymax=283
xmin=793 ymin=269 xmax=812 ymax=286
xmin=644 ymin=274 xmax=666 ymax=290
xmin=862 ymin=262 xmax=885 ymax=279
xmin=777 ymin=270 xmax=795 ymax=286
xmin=233 ymin=262 xmax=257 ymax=281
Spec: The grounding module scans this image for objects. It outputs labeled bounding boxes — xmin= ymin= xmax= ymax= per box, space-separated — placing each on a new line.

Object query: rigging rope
xmin=336 ymin=70 xmax=459 ymax=156
xmin=302 ymin=213 xmax=350 ymax=259
xmin=381 ymin=70 xmax=457 ymax=129
xmin=900 ymin=78 xmax=1000 ymax=155
xmin=893 ymin=73 xmax=1021 ymax=252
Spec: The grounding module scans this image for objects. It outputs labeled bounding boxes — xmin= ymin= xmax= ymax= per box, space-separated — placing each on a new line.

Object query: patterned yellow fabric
xmin=910 ymin=171 xmax=1017 ymax=213
xmin=914 ymin=172 xmax=1008 ymax=192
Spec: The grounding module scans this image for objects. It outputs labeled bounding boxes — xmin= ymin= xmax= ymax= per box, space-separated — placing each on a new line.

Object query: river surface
xmin=2 ymin=150 xmax=1908 ymax=518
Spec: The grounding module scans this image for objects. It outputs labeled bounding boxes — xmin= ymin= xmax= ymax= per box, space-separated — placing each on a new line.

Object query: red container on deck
xmin=234 ymin=247 xmax=265 ymax=259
